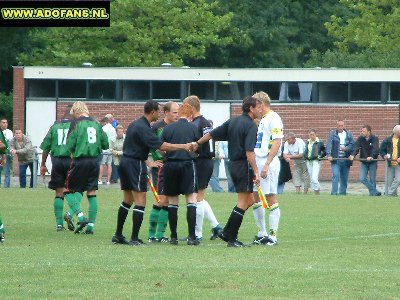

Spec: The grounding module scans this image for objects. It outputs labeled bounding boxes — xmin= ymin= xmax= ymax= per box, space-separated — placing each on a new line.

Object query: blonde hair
xmin=253 ymin=91 xmax=271 ymax=105
xmin=183 ymin=95 xmax=200 ymax=112
xmin=70 ymin=101 xmax=89 ymax=116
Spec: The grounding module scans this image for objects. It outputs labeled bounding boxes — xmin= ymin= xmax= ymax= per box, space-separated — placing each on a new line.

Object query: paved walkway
xmin=1 ymin=176 xmax=386 ymax=196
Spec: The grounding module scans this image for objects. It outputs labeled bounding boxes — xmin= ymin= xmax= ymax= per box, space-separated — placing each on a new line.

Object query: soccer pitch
xmin=1 ymin=188 xmax=399 ymax=299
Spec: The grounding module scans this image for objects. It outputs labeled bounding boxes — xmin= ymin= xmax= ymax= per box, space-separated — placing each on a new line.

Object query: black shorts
xmin=119 ymin=156 xmax=147 ymax=192
xmin=163 ymin=160 xmax=197 ymax=196
xmin=48 ymin=156 xmax=71 ymax=190
xmin=230 ymin=160 xmax=254 ymax=193
xmin=195 ymin=158 xmax=213 ymax=189
xmin=66 ymin=157 xmax=100 ymax=193
xmin=151 ymin=166 xmax=164 ymax=195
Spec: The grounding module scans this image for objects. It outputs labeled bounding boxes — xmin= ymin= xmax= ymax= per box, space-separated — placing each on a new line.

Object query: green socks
xmin=86 ymin=195 xmax=98 ymax=232
xmin=54 ymin=196 xmax=64 ymax=226
xmin=0 ymin=216 xmax=4 ymax=233
xmin=148 ymin=205 xmax=161 ymax=238
xmin=65 ymin=192 xmax=84 ymax=221
xmin=155 ymin=207 xmax=169 ymax=239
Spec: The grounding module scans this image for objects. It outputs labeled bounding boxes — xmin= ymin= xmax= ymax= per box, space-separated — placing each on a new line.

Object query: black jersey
xmin=211 ymin=113 xmax=257 ymax=161
xmin=192 ymin=115 xmax=214 ymax=158
xmin=123 ymin=116 xmax=163 ymax=161
xmin=161 ymin=118 xmax=199 ymax=161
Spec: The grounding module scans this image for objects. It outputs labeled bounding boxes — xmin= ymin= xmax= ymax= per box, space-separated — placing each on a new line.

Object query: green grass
xmin=1 ymin=188 xmax=400 ymax=299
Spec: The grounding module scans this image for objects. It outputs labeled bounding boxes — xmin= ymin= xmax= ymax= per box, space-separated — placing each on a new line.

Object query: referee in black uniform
xmin=195 ymin=96 xmax=262 ymax=247
xmin=112 ymin=100 xmax=193 ymax=246
xmin=161 ymin=103 xmax=200 ymax=245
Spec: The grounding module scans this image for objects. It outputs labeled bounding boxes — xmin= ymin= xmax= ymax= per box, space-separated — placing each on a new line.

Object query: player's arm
xmin=40 ymin=151 xmax=49 ymax=176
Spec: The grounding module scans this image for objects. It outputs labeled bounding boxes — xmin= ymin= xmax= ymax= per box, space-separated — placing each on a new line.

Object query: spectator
xmin=106 ymin=113 xmax=119 ymax=183
xmin=0 ymin=131 xmax=7 ymax=180
xmin=110 ymin=125 xmax=125 ymax=184
xmin=9 ymin=128 xmax=36 ymax=188
xmin=304 ymin=129 xmax=326 ymax=195
xmin=1 ymin=118 xmax=13 ymax=188
xmin=349 ymin=125 xmax=381 ymax=196
xmin=98 ymin=117 xmax=116 ymax=185
xmin=209 ymin=140 xmax=224 ymax=192
xmin=283 ymin=132 xmax=310 ymax=194
xmin=219 ymin=140 xmax=235 ymax=193
xmin=380 ymin=125 xmax=400 ymax=196
xmin=326 ymin=120 xmax=355 ymax=195
xmin=277 ymin=143 xmax=292 ymax=194
xmin=105 ymin=113 xmax=118 ymax=128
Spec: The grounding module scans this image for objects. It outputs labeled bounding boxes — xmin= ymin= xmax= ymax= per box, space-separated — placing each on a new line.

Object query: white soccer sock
xmin=269 ymin=204 xmax=281 ymax=238
xmin=195 ymin=200 xmax=205 ymax=238
xmin=252 ymin=203 xmax=267 ymax=237
xmin=203 ymin=199 xmax=219 ymax=228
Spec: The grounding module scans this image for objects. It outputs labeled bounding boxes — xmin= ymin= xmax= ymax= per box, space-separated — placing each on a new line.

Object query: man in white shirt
xmin=1 ymin=118 xmax=13 ymax=188
xmin=283 ymin=132 xmax=310 ymax=194
xmin=98 ymin=117 xmax=117 ymax=185
xmin=252 ymin=91 xmax=283 ymax=246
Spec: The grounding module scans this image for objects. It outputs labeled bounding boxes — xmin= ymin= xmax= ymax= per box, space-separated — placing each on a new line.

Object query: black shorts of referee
xmin=195 ymin=158 xmax=213 ymax=190
xmin=163 ymin=160 xmax=197 ymax=196
xmin=151 ymin=166 xmax=164 ymax=195
xmin=119 ymin=156 xmax=148 ymax=192
xmin=230 ymin=160 xmax=255 ymax=193
xmin=66 ymin=157 xmax=100 ymax=192
xmin=48 ymin=156 xmax=71 ymax=190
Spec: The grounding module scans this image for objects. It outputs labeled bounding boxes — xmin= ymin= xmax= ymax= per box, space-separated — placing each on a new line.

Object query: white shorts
xmin=254 ymin=156 xmax=280 ymax=195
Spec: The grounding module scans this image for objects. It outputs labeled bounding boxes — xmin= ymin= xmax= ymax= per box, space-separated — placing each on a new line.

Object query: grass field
xmin=1 ymin=188 xmax=400 ymax=299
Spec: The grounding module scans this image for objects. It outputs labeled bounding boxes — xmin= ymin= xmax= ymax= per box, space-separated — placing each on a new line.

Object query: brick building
xmin=13 ymin=66 xmax=400 ymax=181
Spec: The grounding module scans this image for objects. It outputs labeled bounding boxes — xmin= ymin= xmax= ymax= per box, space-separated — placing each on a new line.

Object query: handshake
xmin=183 ymin=141 xmax=200 ymax=152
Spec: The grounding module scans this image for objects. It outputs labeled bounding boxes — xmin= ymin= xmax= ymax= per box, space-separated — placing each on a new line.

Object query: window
xmin=58 ymin=80 xmax=86 ymax=99
xmin=88 ymin=80 xmax=116 ymax=100
xmin=389 ymin=83 xmax=400 ymax=102
xmin=188 ymin=82 xmax=214 ymax=100
xmin=152 ymin=81 xmax=181 ymax=100
xmin=318 ymin=82 xmax=348 ymax=102
xmin=27 ymin=79 xmax=55 ymax=98
xmin=122 ymin=81 xmax=150 ymax=100
xmin=216 ymin=82 xmax=245 ymax=100
xmin=252 ymin=82 xmax=280 ymax=100
xmin=350 ymin=82 xmax=381 ymax=102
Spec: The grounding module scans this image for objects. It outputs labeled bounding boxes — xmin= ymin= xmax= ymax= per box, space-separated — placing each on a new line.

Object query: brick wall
xmin=12 ymin=67 xmax=25 ymax=131
xmin=13 ymin=64 xmax=399 ymax=183
xmin=232 ymin=103 xmax=398 ymax=182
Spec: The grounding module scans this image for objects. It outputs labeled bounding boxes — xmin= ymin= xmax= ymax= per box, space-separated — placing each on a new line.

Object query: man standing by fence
xmin=349 ymin=125 xmax=381 ymax=196
xmin=326 ymin=120 xmax=355 ymax=195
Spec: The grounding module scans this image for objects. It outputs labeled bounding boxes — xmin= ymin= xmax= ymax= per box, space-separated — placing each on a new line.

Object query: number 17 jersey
xmin=40 ymin=119 xmax=71 ymax=157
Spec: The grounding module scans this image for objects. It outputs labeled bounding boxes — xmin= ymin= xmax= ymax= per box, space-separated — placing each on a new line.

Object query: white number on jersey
xmin=57 ymin=128 xmax=69 ymax=145
xmin=87 ymin=127 xmax=97 ymax=144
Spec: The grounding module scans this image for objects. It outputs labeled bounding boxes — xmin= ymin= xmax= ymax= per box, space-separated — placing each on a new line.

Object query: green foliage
xmin=1 ymin=188 xmax=400 ymax=298
xmin=0 ymin=92 xmax=13 ymax=126
xmin=18 ymin=0 xmax=232 ymax=67
xmin=195 ymin=0 xmax=343 ymax=68
xmin=307 ymin=0 xmax=400 ymax=67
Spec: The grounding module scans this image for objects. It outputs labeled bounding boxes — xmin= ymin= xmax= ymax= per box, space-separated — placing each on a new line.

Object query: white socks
xmin=195 ymin=199 xmax=220 ymax=238
xmin=203 ymin=200 xmax=219 ymax=228
xmin=195 ymin=200 xmax=205 ymax=238
xmin=252 ymin=203 xmax=267 ymax=237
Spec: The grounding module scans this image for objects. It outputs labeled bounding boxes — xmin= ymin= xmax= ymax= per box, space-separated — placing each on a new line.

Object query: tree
xmin=18 ymin=0 xmax=232 ymax=67
xmin=191 ymin=0 xmax=343 ymax=68
xmin=306 ymin=0 xmax=400 ymax=67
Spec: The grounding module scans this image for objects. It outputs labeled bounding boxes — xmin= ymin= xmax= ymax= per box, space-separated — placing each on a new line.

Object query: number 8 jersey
xmin=254 ymin=110 xmax=284 ymax=158
xmin=67 ymin=116 xmax=109 ymax=158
